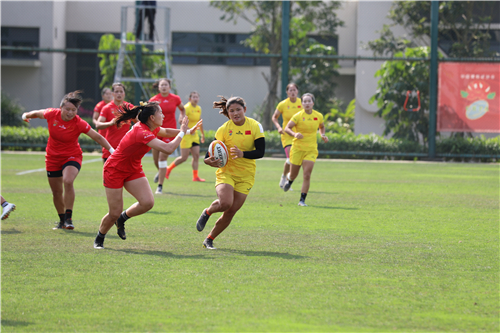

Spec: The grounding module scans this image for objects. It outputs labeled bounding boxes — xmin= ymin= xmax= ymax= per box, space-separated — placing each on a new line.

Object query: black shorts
xmin=47 ymin=161 xmax=81 ymax=178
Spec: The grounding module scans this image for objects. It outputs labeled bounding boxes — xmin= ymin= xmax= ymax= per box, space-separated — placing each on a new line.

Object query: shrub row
xmin=2 ymin=126 xmax=499 ymax=161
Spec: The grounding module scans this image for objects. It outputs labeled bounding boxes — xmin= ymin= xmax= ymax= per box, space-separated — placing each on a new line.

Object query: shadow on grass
xmin=146 ymin=211 xmax=172 ymax=216
xmin=109 ymin=248 xmax=208 ymax=259
xmin=162 ymin=191 xmax=213 ymax=198
xmin=220 ymin=249 xmax=308 ymax=259
xmin=308 ymin=191 xmax=339 ymax=195
xmin=1 ymin=319 xmax=33 ymax=327
xmin=1 ymin=229 xmax=22 ymax=235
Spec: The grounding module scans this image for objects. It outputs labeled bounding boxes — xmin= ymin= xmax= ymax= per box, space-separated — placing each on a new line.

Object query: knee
xmin=218 ymin=201 xmax=232 ymax=212
xmin=141 ymin=198 xmax=155 ymax=211
xmin=62 ymin=178 xmax=74 ymax=188
xmin=108 ymin=211 xmax=121 ymax=221
xmin=303 ymin=173 xmax=311 ymax=181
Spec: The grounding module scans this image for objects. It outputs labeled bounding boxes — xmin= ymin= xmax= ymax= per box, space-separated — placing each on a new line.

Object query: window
xmin=172 ymin=32 xmax=270 ymax=66
xmin=1 ymin=27 xmax=39 ymax=59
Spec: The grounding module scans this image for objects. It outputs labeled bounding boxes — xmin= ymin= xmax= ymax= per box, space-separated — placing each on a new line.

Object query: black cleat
xmin=115 ymin=220 xmax=126 ymax=240
xmin=283 ymin=180 xmax=292 ymax=192
xmin=203 ymin=238 xmax=216 ymax=250
xmin=63 ymin=219 xmax=74 ymax=230
xmin=53 ymin=221 xmax=64 ymax=230
xmin=196 ymin=209 xmax=210 ymax=232
xmin=94 ymin=239 xmax=104 ymax=249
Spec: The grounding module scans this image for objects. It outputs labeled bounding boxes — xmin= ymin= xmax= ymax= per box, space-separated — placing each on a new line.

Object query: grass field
xmin=1 ymin=152 xmax=498 ymax=332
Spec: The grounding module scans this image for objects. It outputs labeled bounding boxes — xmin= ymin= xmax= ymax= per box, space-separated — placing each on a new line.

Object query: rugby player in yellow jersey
xmin=271 ymin=83 xmax=302 ymax=189
xmin=283 ymin=93 xmax=329 ymax=206
xmin=196 ymin=96 xmax=265 ymax=249
xmin=166 ymin=91 xmax=206 ymax=181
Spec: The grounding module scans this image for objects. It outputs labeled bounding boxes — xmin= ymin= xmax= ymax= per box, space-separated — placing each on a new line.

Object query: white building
xmin=1 ymin=1 xmax=407 ymax=134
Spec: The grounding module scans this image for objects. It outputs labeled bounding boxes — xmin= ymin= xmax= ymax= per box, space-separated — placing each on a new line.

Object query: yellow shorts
xmin=180 ymin=132 xmax=200 ymax=149
xmin=281 ymin=133 xmax=294 ymax=148
xmin=216 ymin=172 xmax=254 ymax=195
xmin=290 ymin=146 xmax=318 ymax=165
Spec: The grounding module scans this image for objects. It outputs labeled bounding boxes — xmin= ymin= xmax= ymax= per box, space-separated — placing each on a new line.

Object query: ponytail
xmin=115 ymin=101 xmax=159 ymax=127
xmin=213 ymin=96 xmax=246 ymax=119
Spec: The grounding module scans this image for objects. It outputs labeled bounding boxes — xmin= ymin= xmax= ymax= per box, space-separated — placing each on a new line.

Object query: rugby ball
xmin=208 ymin=140 xmax=229 ymax=168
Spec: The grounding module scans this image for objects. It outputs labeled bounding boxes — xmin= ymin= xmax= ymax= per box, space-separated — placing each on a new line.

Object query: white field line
xmin=16 ymin=158 xmax=102 ymax=175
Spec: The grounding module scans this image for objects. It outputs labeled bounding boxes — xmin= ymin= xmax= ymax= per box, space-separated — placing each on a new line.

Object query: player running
xmin=93 ymin=101 xmax=201 ymax=249
xmin=95 ymin=83 xmax=133 ymax=163
xmin=166 ymin=91 xmax=206 ymax=182
xmin=283 ymin=93 xmax=329 ymax=206
xmin=271 ymin=83 xmax=301 ymax=190
xmin=149 ymin=78 xmax=186 ymax=194
xmin=1 ymin=195 xmax=16 ymax=220
xmin=196 ymin=96 xmax=265 ymax=250
xmin=21 ymin=91 xmax=114 ymax=229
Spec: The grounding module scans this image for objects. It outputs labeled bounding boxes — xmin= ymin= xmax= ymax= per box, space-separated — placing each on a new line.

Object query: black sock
xmin=300 ymin=193 xmax=307 ymax=202
xmin=1 ymin=202 xmax=8 ymax=208
xmin=157 ymin=184 xmax=163 ymax=190
xmin=58 ymin=213 xmax=65 ymax=222
xmin=96 ymin=231 xmax=106 ymax=242
xmin=65 ymin=209 xmax=72 ymax=221
xmin=117 ymin=211 xmax=130 ymax=224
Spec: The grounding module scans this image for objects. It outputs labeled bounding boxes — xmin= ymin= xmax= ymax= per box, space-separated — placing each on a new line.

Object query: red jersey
xmin=104 ymin=122 xmax=160 ymax=173
xmin=100 ymin=101 xmax=133 ymax=155
xmin=149 ymin=93 xmax=181 ymax=129
xmin=44 ymin=108 xmax=91 ymax=158
xmin=94 ymin=100 xmax=109 ymax=136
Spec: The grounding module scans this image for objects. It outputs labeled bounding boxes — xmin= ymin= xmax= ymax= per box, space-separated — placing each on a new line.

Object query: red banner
xmin=438 ymin=62 xmax=499 ymax=132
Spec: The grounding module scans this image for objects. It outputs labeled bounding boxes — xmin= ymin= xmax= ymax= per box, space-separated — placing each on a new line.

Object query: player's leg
xmin=298 ymin=160 xmax=315 ymax=206
xmin=196 ymin=183 xmax=234 ymax=232
xmin=0 ymin=195 xmax=16 ymax=221
xmin=191 ymin=145 xmax=205 ymax=182
xmin=94 ymin=187 xmax=123 ymax=249
xmin=283 ymin=163 xmax=301 ymax=192
xmin=48 ymin=175 xmax=65 ymax=229
xmin=152 ymin=148 xmax=160 ymax=183
xmin=167 ymin=148 xmax=190 ymax=179
xmin=123 ymin=177 xmax=155 ymax=217
xmin=61 ymin=163 xmax=80 ymax=229
xmin=280 ymin=145 xmax=292 ymax=188
xmin=156 ymin=151 xmax=169 ymax=194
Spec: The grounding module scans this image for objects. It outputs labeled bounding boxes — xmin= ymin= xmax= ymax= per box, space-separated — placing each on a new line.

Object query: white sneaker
xmin=298 ymin=201 xmax=308 ymax=207
xmin=279 ymin=175 xmax=286 ymax=189
xmin=155 ymin=187 xmax=162 ymax=194
xmin=1 ymin=203 xmax=16 ymax=220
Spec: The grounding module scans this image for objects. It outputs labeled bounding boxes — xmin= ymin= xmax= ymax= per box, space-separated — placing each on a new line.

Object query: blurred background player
xmin=92 ymin=87 xmax=113 ymax=161
xmin=272 ymin=83 xmax=301 ymax=190
xmin=283 ymin=93 xmax=329 ymax=206
xmin=93 ymin=101 xmax=201 ymax=249
xmin=196 ymin=96 xmax=265 ymax=250
xmin=1 ymin=195 xmax=16 ymax=220
xmin=149 ymin=78 xmax=186 ymax=194
xmin=95 ymin=83 xmax=133 ymax=163
xmin=22 ymin=91 xmax=113 ymax=229
xmin=166 ymin=91 xmax=206 ymax=182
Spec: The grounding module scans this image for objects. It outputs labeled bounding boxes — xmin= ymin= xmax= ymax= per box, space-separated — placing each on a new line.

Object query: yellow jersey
xmin=184 ymin=102 xmax=202 ymax=129
xmin=215 ymin=117 xmax=265 ymax=179
xmin=276 ymin=97 xmax=302 ymax=147
xmin=290 ymin=110 xmax=324 ymax=151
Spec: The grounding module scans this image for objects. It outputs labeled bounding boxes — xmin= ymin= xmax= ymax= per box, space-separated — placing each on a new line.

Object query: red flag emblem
xmin=314 ymin=117 xmax=318 ymax=121
xmin=245 ymin=130 xmax=251 ymax=135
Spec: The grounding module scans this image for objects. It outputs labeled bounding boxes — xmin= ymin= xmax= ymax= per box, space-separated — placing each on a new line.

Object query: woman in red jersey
xmin=92 ymin=87 xmax=113 ymax=160
xmin=93 ymin=101 xmax=201 ymax=249
xmin=149 ymin=78 xmax=186 ymax=194
xmin=21 ymin=91 xmax=114 ymax=230
xmin=95 ymin=83 xmax=133 ymax=162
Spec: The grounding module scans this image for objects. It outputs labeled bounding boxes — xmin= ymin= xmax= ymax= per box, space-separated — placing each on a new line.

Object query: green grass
xmin=1 ymin=152 xmax=498 ymax=332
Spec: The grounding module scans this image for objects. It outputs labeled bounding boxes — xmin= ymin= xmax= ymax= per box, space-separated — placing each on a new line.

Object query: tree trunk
xmin=260 ymin=55 xmax=279 ymax=130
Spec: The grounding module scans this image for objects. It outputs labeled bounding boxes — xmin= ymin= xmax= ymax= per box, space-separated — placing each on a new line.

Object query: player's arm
xmin=157 ymin=119 xmax=202 ymax=138
xmin=319 ymin=122 xmax=328 ymax=143
xmin=284 ymin=120 xmax=303 ymax=139
xmin=85 ymin=128 xmax=114 ymax=152
xmin=148 ymin=117 xmax=190 ymax=154
xmin=271 ymin=108 xmax=284 ymax=134
xmin=177 ymin=103 xmax=186 ymax=125
xmin=95 ymin=115 xmax=116 ymax=130
xmin=22 ymin=109 xmax=46 ymax=122
xmin=92 ymin=111 xmax=100 ymax=126
xmin=199 ymin=123 xmax=205 ymax=143
xmin=230 ymin=137 xmax=265 ymax=160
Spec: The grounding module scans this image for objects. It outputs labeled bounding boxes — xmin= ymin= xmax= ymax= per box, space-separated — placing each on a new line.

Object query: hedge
xmin=2 ymin=126 xmax=499 ymax=161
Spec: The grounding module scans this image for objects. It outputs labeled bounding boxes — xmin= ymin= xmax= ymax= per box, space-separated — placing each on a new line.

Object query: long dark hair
xmin=213 ymin=96 xmax=246 ymax=119
xmin=60 ymin=90 xmax=83 ymax=108
xmin=152 ymin=78 xmax=171 ymax=91
xmin=115 ymin=101 xmax=159 ymax=128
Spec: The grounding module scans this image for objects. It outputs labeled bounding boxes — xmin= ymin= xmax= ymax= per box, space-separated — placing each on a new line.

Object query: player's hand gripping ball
xmin=208 ymin=140 xmax=228 ymax=168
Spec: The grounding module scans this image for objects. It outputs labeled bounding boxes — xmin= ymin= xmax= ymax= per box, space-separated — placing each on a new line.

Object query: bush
xmin=1 ymin=91 xmax=27 ymax=127
xmin=2 ymin=126 xmax=499 ymax=161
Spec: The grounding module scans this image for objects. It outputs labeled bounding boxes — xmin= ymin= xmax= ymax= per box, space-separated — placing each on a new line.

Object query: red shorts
xmin=158 ymin=136 xmax=174 ymax=143
xmin=103 ymin=166 xmax=146 ymax=189
xmin=46 ymin=154 xmax=83 ymax=172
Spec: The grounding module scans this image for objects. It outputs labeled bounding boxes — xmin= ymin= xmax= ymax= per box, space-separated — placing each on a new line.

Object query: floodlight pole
xmin=428 ymin=1 xmax=439 ymax=158
xmin=281 ymin=1 xmax=290 ymax=100
xmin=135 ymin=1 xmax=143 ymax=105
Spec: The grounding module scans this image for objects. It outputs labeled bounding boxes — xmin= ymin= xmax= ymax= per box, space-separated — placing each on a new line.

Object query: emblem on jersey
xmin=245 ymin=130 xmax=251 ymax=135
xmin=229 ymin=130 xmax=233 ymax=136
xmin=236 ymin=131 xmax=243 ymax=135
xmin=314 ymin=118 xmax=318 ymax=121
xmin=303 ymin=117 xmax=305 ymax=121
xmin=298 ymin=105 xmax=302 ymax=108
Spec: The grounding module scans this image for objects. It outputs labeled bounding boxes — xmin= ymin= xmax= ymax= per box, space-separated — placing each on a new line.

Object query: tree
xmin=1 ymin=91 xmax=27 ymax=127
xmin=210 ymin=1 xmax=343 ymax=130
xmin=98 ymin=33 xmax=167 ymax=102
xmin=366 ymin=1 xmax=498 ymax=142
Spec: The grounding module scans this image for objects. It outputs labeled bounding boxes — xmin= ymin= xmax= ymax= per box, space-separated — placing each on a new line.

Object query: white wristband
xmin=186 ymin=129 xmax=191 ymax=135
xmin=178 ymin=131 xmax=185 ymax=139
xmin=22 ymin=113 xmax=27 ymax=120
xmin=109 ymin=147 xmax=115 ymax=154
